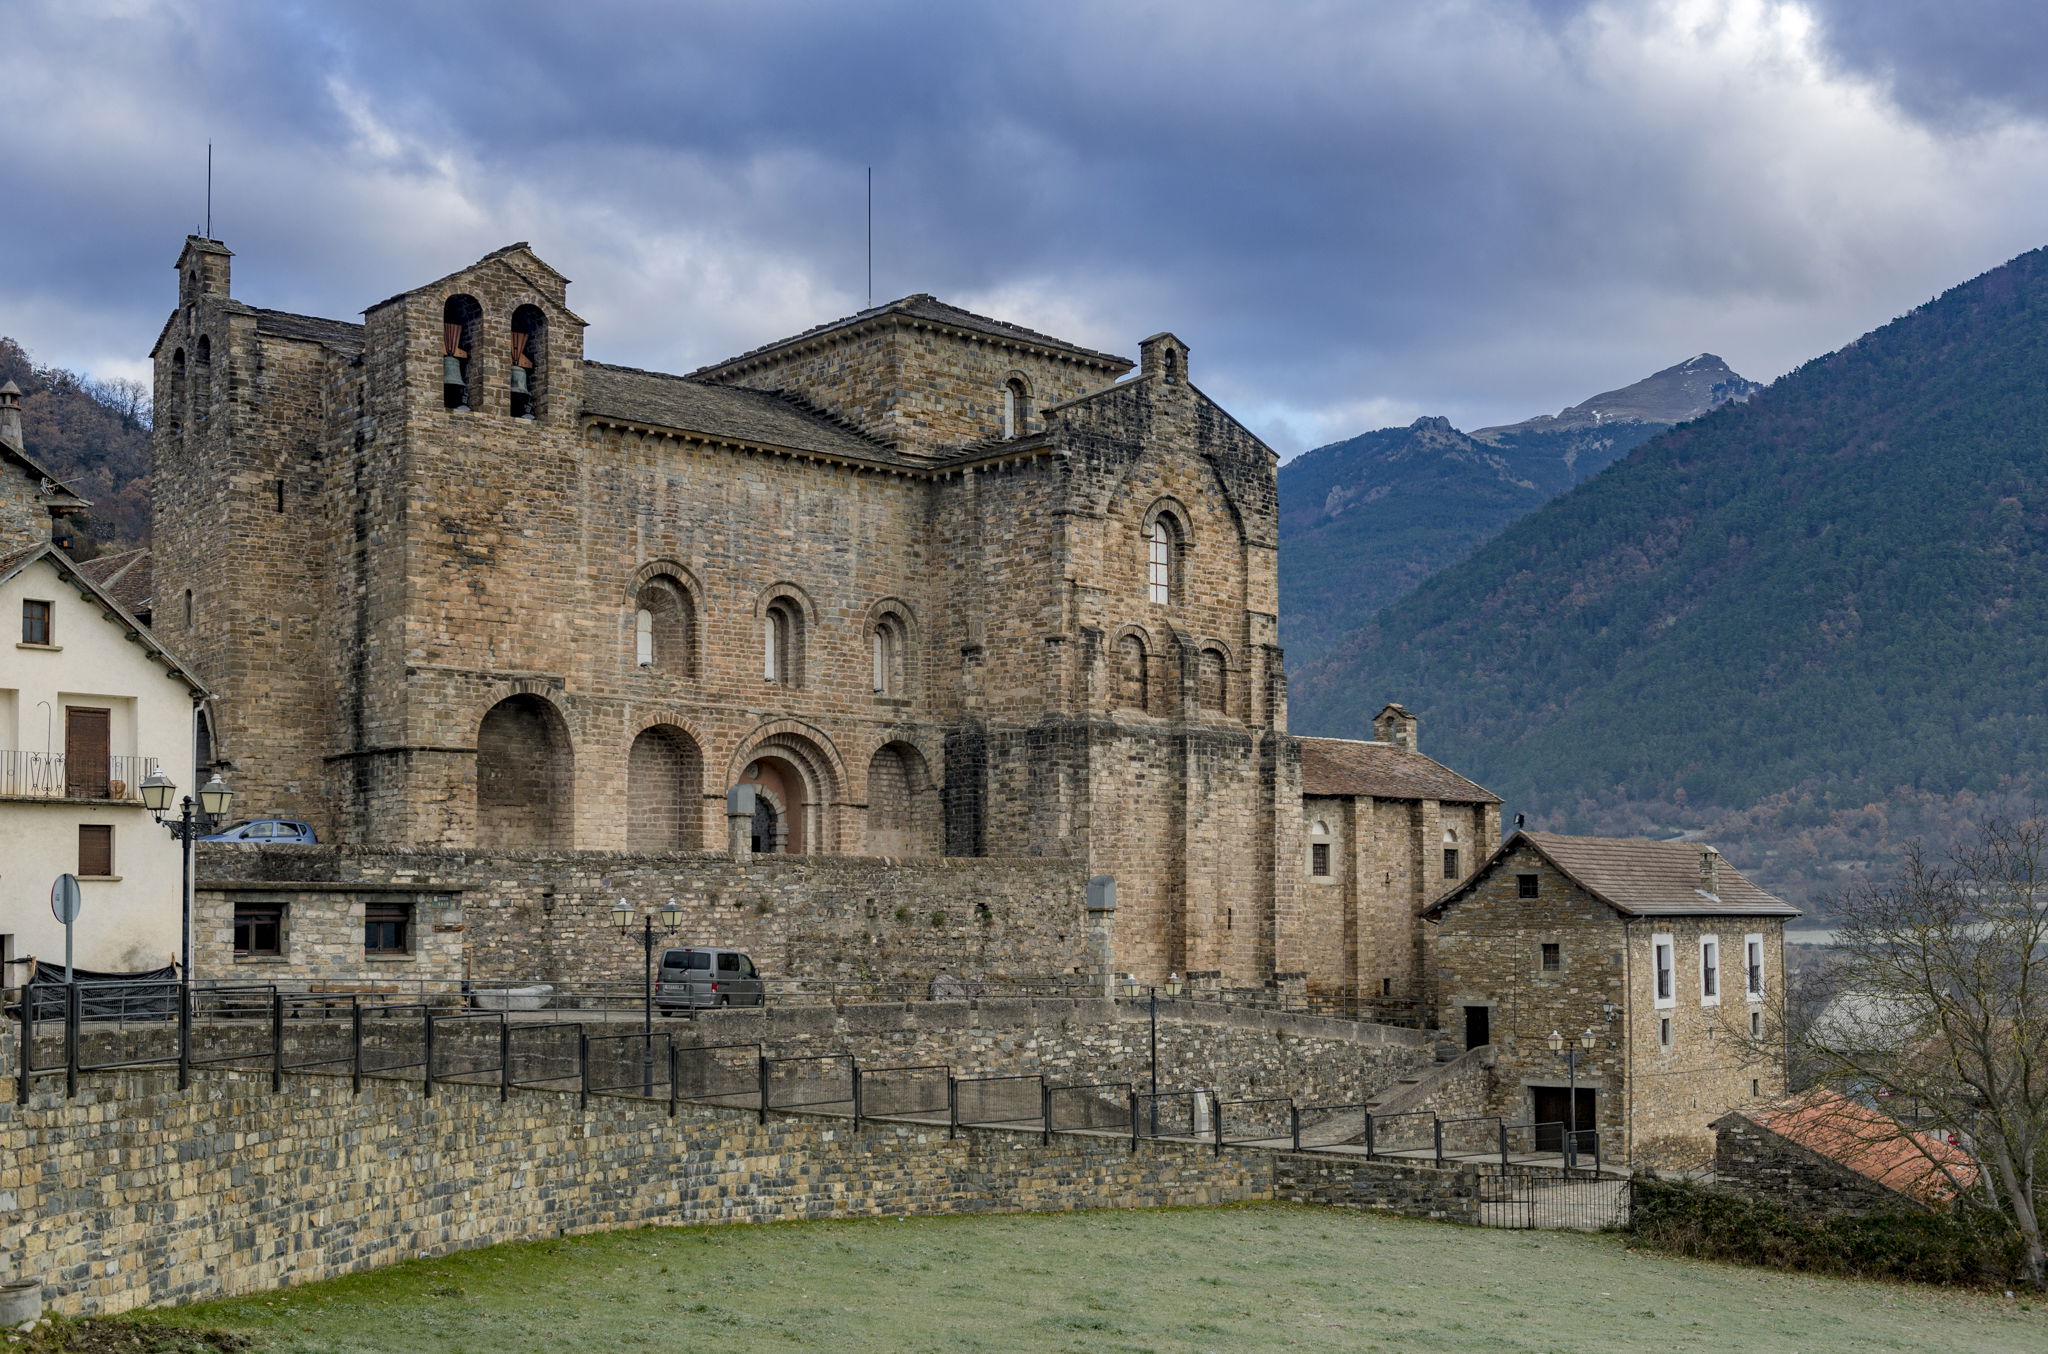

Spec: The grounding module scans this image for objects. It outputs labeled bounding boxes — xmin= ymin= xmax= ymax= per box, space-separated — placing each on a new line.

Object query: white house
xmin=0 ymin=380 xmax=208 ymax=978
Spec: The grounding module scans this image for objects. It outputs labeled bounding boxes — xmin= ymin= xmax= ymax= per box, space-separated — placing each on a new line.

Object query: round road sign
xmin=51 ymin=873 xmax=82 ymax=925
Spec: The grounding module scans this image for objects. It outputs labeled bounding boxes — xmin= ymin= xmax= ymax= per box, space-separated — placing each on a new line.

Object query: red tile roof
xmin=1746 ymin=1089 xmax=1977 ymax=1204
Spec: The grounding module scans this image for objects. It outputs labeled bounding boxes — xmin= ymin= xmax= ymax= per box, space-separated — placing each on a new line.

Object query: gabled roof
xmin=1424 ymin=830 xmax=1799 ymax=919
xmin=1719 ymin=1089 xmax=1977 ymax=1204
xmin=1298 ymin=735 xmax=1499 ymax=805
xmin=694 ymin=293 xmax=1132 ymax=377
xmin=250 ymin=306 xmax=365 ymax=349
xmin=0 ymin=543 xmax=206 ymax=695
xmin=365 ymin=243 xmax=585 ymax=323
xmin=0 ymin=387 xmax=90 ymax=514
xmin=581 ymin=362 xmax=907 ymax=465
xmin=76 ymin=546 xmax=153 ymax=615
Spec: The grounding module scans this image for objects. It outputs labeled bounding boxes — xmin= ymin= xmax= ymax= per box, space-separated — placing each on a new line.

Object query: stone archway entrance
xmin=476 ymin=695 xmax=572 ymax=849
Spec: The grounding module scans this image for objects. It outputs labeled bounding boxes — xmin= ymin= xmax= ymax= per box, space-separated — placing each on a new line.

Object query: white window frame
xmin=1699 ymin=934 xmax=1721 ymax=1006
xmin=1652 ymin=933 xmax=1676 ymax=1009
xmin=1147 ymin=520 xmax=1172 ymax=605
xmin=1744 ymin=933 xmax=1765 ymax=1002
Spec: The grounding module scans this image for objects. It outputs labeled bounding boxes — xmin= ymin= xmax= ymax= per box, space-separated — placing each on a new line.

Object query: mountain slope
xmin=1278 ymin=355 xmax=1755 ymax=666
xmin=0 ymin=337 xmax=152 ymax=554
xmin=1289 ymin=246 xmax=2048 ymax=898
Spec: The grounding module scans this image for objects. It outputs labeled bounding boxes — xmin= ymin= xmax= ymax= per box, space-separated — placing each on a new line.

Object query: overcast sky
xmin=6 ymin=0 xmax=2047 ymax=456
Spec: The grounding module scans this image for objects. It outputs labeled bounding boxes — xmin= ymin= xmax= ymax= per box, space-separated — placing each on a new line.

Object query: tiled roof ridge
xmin=1297 ymin=733 xmax=1501 ymax=805
xmin=582 ymin=361 xmax=896 ymax=453
xmin=692 ymin=293 xmax=1128 ymax=376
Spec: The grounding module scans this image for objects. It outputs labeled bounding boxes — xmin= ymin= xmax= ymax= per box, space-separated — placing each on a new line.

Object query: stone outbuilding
xmin=1424 ymin=831 xmax=1798 ymax=1168
xmin=1296 ymin=703 xmax=1500 ymax=1014
xmin=1712 ymin=1088 xmax=1978 ymax=1215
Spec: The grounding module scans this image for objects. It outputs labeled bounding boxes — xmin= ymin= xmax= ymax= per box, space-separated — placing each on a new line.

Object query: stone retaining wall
xmin=195 ymin=845 xmax=1093 ymax=988
xmin=1 ymin=1037 xmax=1480 ymax=1317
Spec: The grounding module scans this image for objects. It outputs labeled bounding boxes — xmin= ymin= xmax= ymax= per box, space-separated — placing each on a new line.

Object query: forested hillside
xmin=0 ymin=337 xmax=152 ymax=555
xmin=1279 ymin=356 xmax=1754 ymax=667
xmin=1289 ymin=248 xmax=2048 ymax=907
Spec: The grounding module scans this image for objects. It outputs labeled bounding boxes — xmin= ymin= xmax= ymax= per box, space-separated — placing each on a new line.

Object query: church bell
xmin=443 ymin=355 xmax=466 ymax=386
xmin=509 ymin=366 xmax=529 ymax=394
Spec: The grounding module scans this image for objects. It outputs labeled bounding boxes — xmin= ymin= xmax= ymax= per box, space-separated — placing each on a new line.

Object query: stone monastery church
xmin=151 ymin=236 xmax=1501 ymax=997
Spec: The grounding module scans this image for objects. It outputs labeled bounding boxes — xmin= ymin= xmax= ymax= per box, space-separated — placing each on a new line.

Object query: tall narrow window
xmin=1002 ymin=377 xmax=1030 ymax=438
xmin=636 ymin=608 xmax=655 ymax=667
xmin=1653 ymin=935 xmax=1676 ymax=1007
xmin=1147 ymin=519 xmax=1174 ymax=604
xmin=872 ymin=614 xmax=905 ymax=695
xmin=443 ymin=295 xmax=481 ymax=411
xmin=1745 ymin=934 xmax=1765 ymax=1000
xmin=1700 ymin=936 xmax=1721 ymax=1004
xmin=764 ymin=600 xmax=801 ymax=687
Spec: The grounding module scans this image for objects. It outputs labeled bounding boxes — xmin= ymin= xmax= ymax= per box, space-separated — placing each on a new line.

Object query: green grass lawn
xmin=115 ymin=1205 xmax=2040 ymax=1354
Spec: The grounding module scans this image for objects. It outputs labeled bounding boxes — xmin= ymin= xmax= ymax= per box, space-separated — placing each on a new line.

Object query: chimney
xmin=1699 ymin=847 xmax=1721 ymax=897
xmin=0 ymin=380 xmax=21 ymax=450
xmin=1373 ymin=702 xmax=1419 ymax=753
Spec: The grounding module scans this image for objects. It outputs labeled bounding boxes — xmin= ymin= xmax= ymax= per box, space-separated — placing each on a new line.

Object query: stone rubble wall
xmin=1 ymin=1032 xmax=1478 ymax=1318
xmin=195 ymin=844 xmax=1092 ymax=987
xmin=1711 ymin=1112 xmax=1926 ymax=1218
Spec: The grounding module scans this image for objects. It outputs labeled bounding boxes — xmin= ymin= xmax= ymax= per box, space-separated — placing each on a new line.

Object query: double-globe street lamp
xmin=613 ymin=897 xmax=683 ymax=1095
xmin=1119 ymin=971 xmax=1184 ymax=1132
xmin=139 ymin=770 xmax=232 ymax=981
xmin=1546 ymin=1027 xmax=1598 ymax=1167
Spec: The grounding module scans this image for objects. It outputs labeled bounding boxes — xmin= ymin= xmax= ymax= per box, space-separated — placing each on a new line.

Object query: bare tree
xmin=1794 ymin=817 xmax=2048 ymax=1286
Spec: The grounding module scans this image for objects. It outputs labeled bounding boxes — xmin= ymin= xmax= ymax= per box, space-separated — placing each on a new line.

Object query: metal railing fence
xmin=6 ymin=980 xmax=1621 ymax=1191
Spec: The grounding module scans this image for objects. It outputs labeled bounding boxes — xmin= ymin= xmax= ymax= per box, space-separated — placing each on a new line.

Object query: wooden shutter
xmin=65 ymin=707 xmax=110 ymax=798
xmin=78 ymin=824 xmax=113 ymax=877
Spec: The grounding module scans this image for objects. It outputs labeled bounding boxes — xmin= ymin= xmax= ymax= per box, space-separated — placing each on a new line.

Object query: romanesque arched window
xmin=443 ymin=295 xmax=482 ymax=411
xmin=1308 ymin=820 xmax=1332 ymax=878
xmin=764 ymin=598 xmax=804 ymax=687
xmin=1002 ymin=377 xmax=1031 ymax=439
xmin=510 ymin=305 xmax=546 ymax=419
xmin=1198 ymin=648 xmax=1228 ymax=714
xmin=872 ymin=613 xmax=906 ymax=695
xmin=634 ymin=577 xmax=695 ymax=675
xmin=1116 ymin=633 xmax=1149 ymax=711
xmin=1147 ymin=517 xmax=1179 ymax=604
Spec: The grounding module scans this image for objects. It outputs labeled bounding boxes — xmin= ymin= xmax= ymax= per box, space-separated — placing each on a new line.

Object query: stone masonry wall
xmin=196 ymin=844 xmax=1092 ymax=987
xmin=1711 ymin=1113 xmax=1916 ymax=1218
xmin=1 ymin=1036 xmax=1476 ymax=1318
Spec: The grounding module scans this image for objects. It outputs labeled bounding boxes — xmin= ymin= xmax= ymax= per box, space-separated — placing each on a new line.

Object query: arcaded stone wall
xmin=196 ymin=844 xmax=1092 ymax=987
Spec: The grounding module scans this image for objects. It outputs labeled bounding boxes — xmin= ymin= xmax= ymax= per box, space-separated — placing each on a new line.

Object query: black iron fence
xmin=7 ymin=979 xmax=1620 ymax=1196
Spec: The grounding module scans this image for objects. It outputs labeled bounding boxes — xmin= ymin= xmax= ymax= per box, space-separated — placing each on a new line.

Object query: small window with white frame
xmin=1744 ymin=933 xmax=1765 ymax=1001
xmin=1308 ymin=821 xmax=1332 ymax=879
xmin=1652 ymin=933 xmax=1675 ymax=1008
xmin=1699 ymin=935 xmax=1721 ymax=1006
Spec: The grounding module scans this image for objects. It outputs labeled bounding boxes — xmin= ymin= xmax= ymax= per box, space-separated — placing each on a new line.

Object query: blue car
xmin=198 ymin=818 xmax=317 ymax=844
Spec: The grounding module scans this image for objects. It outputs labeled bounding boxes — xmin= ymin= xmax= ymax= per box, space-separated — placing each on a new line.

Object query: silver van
xmin=656 ymin=947 xmax=765 ymax=1011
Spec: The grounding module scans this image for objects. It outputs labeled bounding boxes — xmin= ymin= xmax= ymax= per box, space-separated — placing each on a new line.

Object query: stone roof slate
xmin=1426 ymin=830 xmax=1799 ymax=919
xmin=250 ymin=306 xmax=365 ymax=349
xmin=1297 ymin=735 xmax=1500 ymax=804
xmin=581 ymin=362 xmax=905 ymax=463
xmin=695 ymin=293 xmax=1131 ymax=376
xmin=77 ymin=547 xmax=152 ymax=614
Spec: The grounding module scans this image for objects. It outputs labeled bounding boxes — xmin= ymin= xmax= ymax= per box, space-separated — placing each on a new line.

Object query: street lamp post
xmin=1121 ymin=971 xmax=1182 ymax=1135
xmin=613 ymin=898 xmax=682 ymax=1095
xmin=140 ymin=770 xmax=231 ymax=982
xmin=1546 ymin=1028 xmax=1598 ymax=1168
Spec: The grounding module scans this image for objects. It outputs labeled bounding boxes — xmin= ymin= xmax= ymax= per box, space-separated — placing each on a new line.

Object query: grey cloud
xmin=4 ymin=0 xmax=2046 ymax=457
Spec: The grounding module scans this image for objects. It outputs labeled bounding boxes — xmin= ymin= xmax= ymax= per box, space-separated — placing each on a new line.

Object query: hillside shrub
xmin=1629 ymin=1176 xmax=2024 ymax=1289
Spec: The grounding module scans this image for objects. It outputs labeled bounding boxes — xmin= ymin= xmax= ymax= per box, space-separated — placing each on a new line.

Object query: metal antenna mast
xmin=205 ymin=143 xmax=213 ymax=239
xmin=865 ymin=167 xmax=873 ymax=309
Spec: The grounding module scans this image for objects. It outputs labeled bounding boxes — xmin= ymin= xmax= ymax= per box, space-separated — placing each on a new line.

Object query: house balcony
xmin=0 ymin=751 xmax=160 ymax=803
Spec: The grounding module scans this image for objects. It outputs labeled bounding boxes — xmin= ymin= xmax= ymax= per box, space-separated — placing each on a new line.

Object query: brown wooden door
xmin=1531 ymin=1087 xmax=1597 ymax=1153
xmin=65 ymin=707 xmax=110 ymax=798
